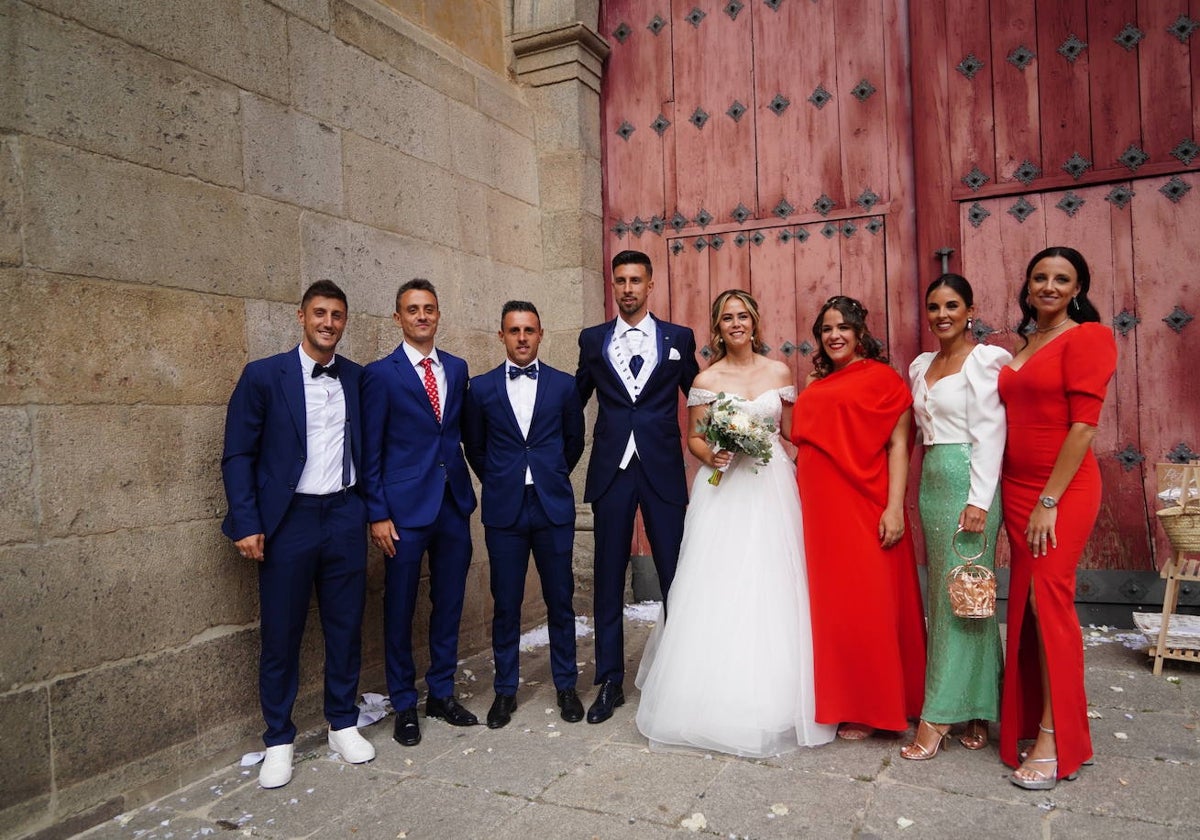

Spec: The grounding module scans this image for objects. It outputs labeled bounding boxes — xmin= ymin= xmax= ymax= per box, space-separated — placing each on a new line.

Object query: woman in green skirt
xmin=902 ymin=274 xmax=1009 ymax=759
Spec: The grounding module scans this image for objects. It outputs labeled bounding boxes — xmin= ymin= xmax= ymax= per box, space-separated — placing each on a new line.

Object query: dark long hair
xmin=810 ymin=295 xmax=887 ymax=379
xmin=925 ymin=273 xmax=974 ymax=307
xmin=1016 ymin=246 xmax=1101 ymax=344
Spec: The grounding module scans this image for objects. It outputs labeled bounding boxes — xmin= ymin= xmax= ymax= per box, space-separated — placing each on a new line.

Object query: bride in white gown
xmin=635 ymin=290 xmax=836 ymax=756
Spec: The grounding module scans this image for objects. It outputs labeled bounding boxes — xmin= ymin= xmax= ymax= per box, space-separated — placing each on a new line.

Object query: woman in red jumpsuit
xmin=998 ymin=246 xmax=1116 ymax=790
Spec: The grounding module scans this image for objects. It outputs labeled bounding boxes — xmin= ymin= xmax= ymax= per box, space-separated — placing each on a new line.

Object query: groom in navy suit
xmin=463 ymin=301 xmax=587 ymax=728
xmin=576 ymin=249 xmax=699 ymax=723
xmin=363 ymin=278 xmax=479 ymax=747
xmin=221 ymin=280 xmax=374 ymax=789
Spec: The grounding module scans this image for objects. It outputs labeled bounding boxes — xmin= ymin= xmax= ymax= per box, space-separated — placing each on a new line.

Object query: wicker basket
xmin=945 ymin=527 xmax=996 ymax=619
xmin=1157 ymin=461 xmax=1200 ymax=553
xmin=1157 ymin=505 xmax=1200 ymax=553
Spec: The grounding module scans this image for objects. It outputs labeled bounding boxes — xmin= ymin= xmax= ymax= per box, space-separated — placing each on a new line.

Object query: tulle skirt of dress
xmin=634 ymin=441 xmax=836 ymax=756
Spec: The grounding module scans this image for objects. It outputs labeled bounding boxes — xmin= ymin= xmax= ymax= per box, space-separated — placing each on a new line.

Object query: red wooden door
xmin=911 ymin=0 xmax=1200 ymax=572
xmin=600 ymin=0 xmax=918 ymax=556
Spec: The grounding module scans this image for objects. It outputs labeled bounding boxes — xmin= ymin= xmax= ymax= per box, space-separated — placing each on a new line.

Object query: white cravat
xmin=504 ymin=359 xmax=538 ymax=484
xmin=295 ymin=346 xmax=354 ymax=494
xmin=606 ymin=314 xmax=658 ymax=468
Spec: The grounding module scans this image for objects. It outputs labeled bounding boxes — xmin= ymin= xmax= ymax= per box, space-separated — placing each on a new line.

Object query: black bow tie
xmin=312 ymin=362 xmax=339 ymax=379
xmin=508 ymin=365 xmax=537 ymax=380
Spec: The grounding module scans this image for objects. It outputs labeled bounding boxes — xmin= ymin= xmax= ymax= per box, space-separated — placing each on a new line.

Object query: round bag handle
xmin=951 ymin=526 xmax=988 ymax=563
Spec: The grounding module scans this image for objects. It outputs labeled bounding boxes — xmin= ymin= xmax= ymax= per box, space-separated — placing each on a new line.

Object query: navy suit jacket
xmin=361 ymin=345 xmax=477 ymax=528
xmin=221 ymin=348 xmax=364 ymax=541
xmin=575 ymin=317 xmax=699 ymax=505
xmin=462 ymin=361 xmax=585 ymax=529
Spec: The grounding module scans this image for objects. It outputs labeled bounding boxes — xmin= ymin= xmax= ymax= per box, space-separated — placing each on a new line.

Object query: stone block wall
xmin=0 ymin=0 xmax=605 ymax=836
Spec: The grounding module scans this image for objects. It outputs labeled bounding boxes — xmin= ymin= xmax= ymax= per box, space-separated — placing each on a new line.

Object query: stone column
xmin=508 ymin=6 xmax=608 ymax=592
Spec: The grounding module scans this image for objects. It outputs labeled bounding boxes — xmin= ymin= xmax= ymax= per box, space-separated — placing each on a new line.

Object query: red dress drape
xmin=792 ymin=360 xmax=927 ymax=730
xmin=998 ymin=322 xmax=1116 ymax=778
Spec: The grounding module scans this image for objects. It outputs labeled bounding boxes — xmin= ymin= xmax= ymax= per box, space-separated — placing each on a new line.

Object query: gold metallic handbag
xmin=945 ymin=527 xmax=996 ymax=619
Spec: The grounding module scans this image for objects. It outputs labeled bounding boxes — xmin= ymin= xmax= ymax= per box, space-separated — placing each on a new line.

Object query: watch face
xmin=1041 ymin=496 xmax=1056 ymax=508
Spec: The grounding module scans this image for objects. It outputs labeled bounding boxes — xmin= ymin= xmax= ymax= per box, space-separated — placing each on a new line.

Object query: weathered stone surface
xmin=22 ymin=139 xmax=300 ymax=301
xmin=530 ymin=81 xmax=602 ymax=158
xmin=0 ymin=687 xmax=51 ymax=808
xmin=494 ymin=123 xmax=540 ymax=205
xmin=289 ymin=19 xmax=452 ymax=169
xmin=190 ymin=629 xmax=261 ymax=737
xmin=0 ymin=135 xmax=21 ymax=266
xmin=328 ymin=777 xmax=525 ymax=839
xmin=538 ymin=149 xmax=601 ymax=215
xmin=447 ymin=100 xmax=496 ymax=187
xmin=0 ymin=521 xmax=257 ymax=686
xmin=486 ymin=191 xmax=543 ymax=271
xmin=50 ymin=653 xmax=198 ymax=786
xmin=332 ymin=0 xmax=474 ymax=104
xmin=541 ymin=208 xmax=603 ymax=270
xmin=475 ymin=75 xmax=536 ymax=139
xmin=342 ymin=133 xmax=487 ymax=255
xmin=266 ymin=0 xmax=330 ymax=29
xmin=0 ymin=270 xmax=247 ymax=406
xmin=301 ymin=211 xmax=458 ymax=319
xmin=6 ymin=1 xmax=243 ymax=188
xmin=0 ymin=407 xmax=36 ymax=545
xmin=35 ymin=406 xmax=226 ymax=538
xmin=26 ymin=0 xmax=289 ymax=101
xmin=426 ymin=0 xmax=505 ymax=74
xmin=242 ymin=93 xmax=343 ymax=213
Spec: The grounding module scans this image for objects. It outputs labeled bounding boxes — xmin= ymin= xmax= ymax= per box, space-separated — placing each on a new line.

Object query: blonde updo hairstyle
xmin=708 ymin=288 xmax=764 ymax=363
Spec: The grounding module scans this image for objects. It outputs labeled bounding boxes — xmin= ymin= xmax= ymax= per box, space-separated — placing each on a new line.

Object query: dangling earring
xmin=967 ymin=317 xmax=974 ymax=329
xmin=716 ymin=336 xmax=725 ymax=345
xmin=1072 ymin=296 xmax=1080 ymax=311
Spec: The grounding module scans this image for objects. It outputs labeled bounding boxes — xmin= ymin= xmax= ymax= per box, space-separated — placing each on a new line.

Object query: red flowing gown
xmin=997 ymin=323 xmax=1116 ymax=778
xmin=792 ymin=360 xmax=927 ymax=730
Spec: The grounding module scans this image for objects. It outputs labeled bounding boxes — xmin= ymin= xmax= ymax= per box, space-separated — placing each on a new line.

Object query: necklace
xmin=1035 ymin=316 xmax=1070 ymax=333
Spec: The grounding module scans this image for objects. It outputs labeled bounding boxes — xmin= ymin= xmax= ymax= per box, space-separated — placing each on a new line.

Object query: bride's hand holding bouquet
xmin=696 ymin=394 xmax=776 ymax=485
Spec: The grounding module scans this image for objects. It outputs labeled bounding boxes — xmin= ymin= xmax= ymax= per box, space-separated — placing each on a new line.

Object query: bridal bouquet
xmin=696 ymin=394 xmax=776 ymax=485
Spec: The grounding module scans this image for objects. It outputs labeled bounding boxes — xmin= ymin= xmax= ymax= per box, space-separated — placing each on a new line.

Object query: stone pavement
xmin=78 ymin=615 xmax=1200 ymax=840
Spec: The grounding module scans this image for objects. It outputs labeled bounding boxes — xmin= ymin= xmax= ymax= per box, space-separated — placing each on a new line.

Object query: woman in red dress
xmin=792 ymin=297 xmax=926 ymax=739
xmin=999 ymin=247 xmax=1116 ymax=790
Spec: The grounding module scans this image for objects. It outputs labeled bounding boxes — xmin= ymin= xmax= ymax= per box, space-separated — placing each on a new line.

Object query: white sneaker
xmin=328 ymin=726 xmax=376 ymax=764
xmin=259 ymin=744 xmax=294 ymax=788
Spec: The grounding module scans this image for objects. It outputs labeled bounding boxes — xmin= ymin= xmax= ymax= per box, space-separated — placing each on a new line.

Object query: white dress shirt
xmin=607 ymin=313 xmax=658 ymax=468
xmin=402 ymin=341 xmax=446 ymax=415
xmin=504 ymin=359 xmax=538 ymax=484
xmin=909 ymin=344 xmax=1011 ymax=510
xmin=295 ymin=346 xmax=355 ymax=494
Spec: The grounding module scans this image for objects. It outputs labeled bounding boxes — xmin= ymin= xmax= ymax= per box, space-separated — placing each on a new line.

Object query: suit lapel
xmin=340 ymin=355 xmax=361 ymax=466
xmin=492 ymin=365 xmax=523 ymax=436
xmin=280 ymin=349 xmax=305 ymax=445
xmin=527 ymin=363 xmax=550 ymax=435
xmin=394 ymin=349 xmax=439 ymax=422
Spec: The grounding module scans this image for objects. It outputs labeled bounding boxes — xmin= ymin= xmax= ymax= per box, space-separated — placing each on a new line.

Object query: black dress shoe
xmin=557 ymin=688 xmax=584 ymax=723
xmin=425 ymin=695 xmax=479 ymax=727
xmin=486 ymin=694 xmax=516 ymax=729
xmin=586 ymin=681 xmax=624 ymax=724
xmin=393 ymin=708 xmax=421 ymax=746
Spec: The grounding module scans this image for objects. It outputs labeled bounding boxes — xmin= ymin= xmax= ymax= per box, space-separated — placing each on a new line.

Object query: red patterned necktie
xmin=420 ymin=357 xmax=441 ymax=422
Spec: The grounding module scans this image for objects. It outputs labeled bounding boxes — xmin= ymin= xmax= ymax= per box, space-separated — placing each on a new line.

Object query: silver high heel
xmin=1011 ymin=725 xmax=1082 ymax=790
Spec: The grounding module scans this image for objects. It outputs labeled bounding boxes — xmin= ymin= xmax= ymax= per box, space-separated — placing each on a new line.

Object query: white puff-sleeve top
xmin=908 ymin=344 xmax=1012 ymax=511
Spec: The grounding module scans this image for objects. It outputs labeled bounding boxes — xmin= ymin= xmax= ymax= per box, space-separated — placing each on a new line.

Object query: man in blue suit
xmin=576 ymin=250 xmax=700 ymax=723
xmin=463 ymin=301 xmax=587 ymax=729
xmin=363 ymin=278 xmax=479 ymax=746
xmin=221 ymin=280 xmax=374 ymax=789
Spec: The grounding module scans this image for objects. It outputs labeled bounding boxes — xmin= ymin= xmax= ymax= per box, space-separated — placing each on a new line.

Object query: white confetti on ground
xmin=519 ymin=616 xmax=594 ymax=651
xmin=1114 ymin=732 xmax=1128 ymax=740
xmin=624 ymin=602 xmax=663 ymax=623
xmin=770 ymin=804 xmax=789 ymax=816
xmin=681 ymin=813 xmax=707 ymax=832
xmin=896 ymin=817 xmax=914 ymax=829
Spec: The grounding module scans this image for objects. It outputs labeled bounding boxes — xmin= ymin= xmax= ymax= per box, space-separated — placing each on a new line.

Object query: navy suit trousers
xmin=258 ymin=491 xmax=367 ymax=747
xmin=485 ymin=485 xmax=577 ymax=694
xmin=384 ymin=485 xmax=473 ymax=710
xmin=590 ymin=455 xmax=684 ymax=685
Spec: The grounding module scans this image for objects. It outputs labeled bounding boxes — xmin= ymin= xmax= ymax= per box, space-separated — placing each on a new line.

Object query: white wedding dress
xmin=635 ymin=387 xmax=836 ymax=756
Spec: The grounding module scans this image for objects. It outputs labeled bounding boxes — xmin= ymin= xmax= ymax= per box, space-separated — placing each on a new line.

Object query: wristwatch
xmin=1039 ymin=495 xmax=1058 ymax=509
